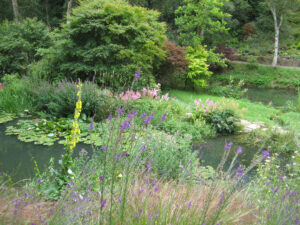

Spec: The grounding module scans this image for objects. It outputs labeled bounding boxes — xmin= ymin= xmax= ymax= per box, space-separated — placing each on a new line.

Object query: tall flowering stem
xmin=60 ymin=81 xmax=82 ymax=186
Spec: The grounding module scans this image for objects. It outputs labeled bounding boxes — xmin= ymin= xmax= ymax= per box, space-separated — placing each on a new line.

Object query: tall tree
xmin=264 ymin=0 xmax=295 ymax=66
xmin=175 ymin=0 xmax=231 ymax=46
xmin=11 ymin=0 xmax=19 ymax=22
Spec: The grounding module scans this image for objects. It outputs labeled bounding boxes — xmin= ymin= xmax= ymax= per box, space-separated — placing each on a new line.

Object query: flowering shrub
xmin=189 ymin=98 xmax=244 ymax=134
xmin=119 ymin=84 xmax=169 ymax=101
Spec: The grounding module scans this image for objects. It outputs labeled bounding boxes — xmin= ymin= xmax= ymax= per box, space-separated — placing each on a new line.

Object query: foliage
xmin=157 ymin=40 xmax=189 ymax=88
xmin=33 ymin=0 xmax=167 ymax=90
xmin=0 ymin=76 xmax=37 ymax=113
xmin=42 ymin=80 xmax=116 ymax=121
xmin=242 ymin=22 xmax=257 ymax=38
xmin=239 ymin=129 xmax=299 ymax=154
xmin=215 ymin=62 xmax=300 ymax=89
xmin=209 ymin=77 xmax=248 ymax=99
xmin=186 ymin=46 xmax=212 ymax=87
xmin=0 ymin=18 xmax=51 ymax=78
xmin=214 ymin=44 xmax=237 ymax=61
xmin=175 ymin=0 xmax=231 ymax=46
xmin=190 ymin=98 xmax=243 ymax=134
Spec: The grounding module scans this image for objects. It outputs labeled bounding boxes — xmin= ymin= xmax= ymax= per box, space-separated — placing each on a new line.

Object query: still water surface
xmin=0 ymin=120 xmax=258 ymax=181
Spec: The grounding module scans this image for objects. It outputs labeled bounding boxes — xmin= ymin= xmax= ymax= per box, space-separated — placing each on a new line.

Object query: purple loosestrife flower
xmin=98 ymin=176 xmax=103 ymax=181
xmin=187 ymin=201 xmax=192 ymax=209
xmin=88 ymin=121 xmax=94 ymax=130
xmin=237 ymin=167 xmax=244 ymax=177
xmin=102 ymin=146 xmax=107 ymax=151
xmin=224 ymin=142 xmax=233 ymax=150
xmin=144 ymin=114 xmax=154 ymax=124
xmin=100 ymin=199 xmax=107 ymax=208
xmin=160 ymin=113 xmax=167 ymax=121
xmin=134 ymin=70 xmax=141 ymax=78
xmin=107 ymin=114 xmax=112 ymax=120
xmin=37 ymin=178 xmax=42 ymax=183
xmin=141 ymin=112 xmax=147 ymax=118
xmin=262 ymin=150 xmax=270 ymax=158
xmin=148 ymin=215 xmax=152 ymax=220
xmin=141 ymin=146 xmax=147 ymax=151
xmin=120 ymin=121 xmax=131 ymax=130
xmin=118 ymin=107 xmax=123 ymax=115
xmin=237 ymin=147 xmax=242 ymax=154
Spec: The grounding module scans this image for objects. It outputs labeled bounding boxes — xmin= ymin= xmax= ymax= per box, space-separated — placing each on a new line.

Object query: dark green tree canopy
xmin=34 ymin=0 xmax=167 ymax=89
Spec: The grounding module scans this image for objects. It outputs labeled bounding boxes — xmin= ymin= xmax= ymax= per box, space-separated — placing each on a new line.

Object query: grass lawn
xmin=168 ymin=89 xmax=300 ymax=132
xmin=213 ymin=62 xmax=300 ymax=89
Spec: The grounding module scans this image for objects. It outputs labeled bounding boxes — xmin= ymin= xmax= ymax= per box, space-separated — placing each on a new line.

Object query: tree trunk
xmin=269 ymin=5 xmax=283 ymax=67
xmin=272 ymin=26 xmax=279 ymax=67
xmin=66 ymin=0 xmax=73 ymax=24
xmin=11 ymin=0 xmax=19 ymax=22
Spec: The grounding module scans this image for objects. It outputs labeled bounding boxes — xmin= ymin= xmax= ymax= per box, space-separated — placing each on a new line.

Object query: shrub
xmin=33 ymin=0 xmax=166 ymax=90
xmin=186 ymin=45 xmax=212 ymax=88
xmin=191 ymin=98 xmax=244 ymax=134
xmin=209 ymin=77 xmax=248 ymax=99
xmin=242 ymin=22 xmax=257 ymax=38
xmin=0 ymin=18 xmax=51 ymax=78
xmin=39 ymin=80 xmax=116 ymax=121
xmin=157 ymin=41 xmax=188 ymax=87
xmin=214 ymin=44 xmax=237 ymax=61
xmin=0 ymin=75 xmax=37 ymax=113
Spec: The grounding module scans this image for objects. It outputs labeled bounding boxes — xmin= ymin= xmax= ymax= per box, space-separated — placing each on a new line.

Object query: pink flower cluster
xmin=194 ymin=98 xmax=218 ymax=114
xmin=119 ymin=90 xmax=141 ymax=101
xmin=119 ymin=84 xmax=169 ymax=101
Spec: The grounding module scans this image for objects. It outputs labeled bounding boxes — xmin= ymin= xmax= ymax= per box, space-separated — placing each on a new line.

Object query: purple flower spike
xmin=98 ymin=176 xmax=104 ymax=181
xmin=107 ymin=114 xmax=112 ymax=120
xmin=134 ymin=69 xmax=141 ymax=78
xmin=187 ymin=201 xmax=192 ymax=209
xmin=88 ymin=121 xmax=94 ymax=130
xmin=120 ymin=121 xmax=131 ymax=130
xmin=141 ymin=113 xmax=147 ymax=118
xmin=141 ymin=146 xmax=147 ymax=151
xmin=237 ymin=167 xmax=243 ymax=177
xmin=262 ymin=150 xmax=270 ymax=159
xmin=237 ymin=147 xmax=242 ymax=154
xmin=160 ymin=113 xmax=167 ymax=121
xmin=100 ymin=199 xmax=107 ymax=208
xmin=224 ymin=142 xmax=233 ymax=150
xmin=102 ymin=146 xmax=107 ymax=152
xmin=118 ymin=107 xmax=123 ymax=115
xmin=37 ymin=178 xmax=42 ymax=183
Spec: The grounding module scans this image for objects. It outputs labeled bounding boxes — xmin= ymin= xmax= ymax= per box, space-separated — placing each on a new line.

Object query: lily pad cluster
xmin=5 ymin=118 xmax=105 ymax=146
xmin=0 ymin=112 xmax=16 ymax=124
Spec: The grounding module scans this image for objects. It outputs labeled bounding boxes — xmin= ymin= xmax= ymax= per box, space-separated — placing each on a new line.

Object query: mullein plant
xmin=59 ymin=81 xmax=82 ymax=185
xmin=34 ymin=81 xmax=83 ymax=199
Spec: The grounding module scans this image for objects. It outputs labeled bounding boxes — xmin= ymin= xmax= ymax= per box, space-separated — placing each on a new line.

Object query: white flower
xmin=68 ymin=169 xmax=74 ymax=175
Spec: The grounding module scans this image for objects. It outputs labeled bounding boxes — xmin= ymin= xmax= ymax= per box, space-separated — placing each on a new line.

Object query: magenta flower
xmin=187 ymin=201 xmax=192 ymax=209
xmin=237 ymin=147 xmax=242 ymax=154
xmin=107 ymin=114 xmax=112 ymax=120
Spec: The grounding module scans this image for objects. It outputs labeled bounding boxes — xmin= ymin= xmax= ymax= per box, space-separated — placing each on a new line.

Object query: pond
xmin=0 ymin=120 xmax=258 ymax=182
xmin=0 ymin=120 xmax=92 ymax=182
xmin=245 ymin=87 xmax=298 ymax=108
